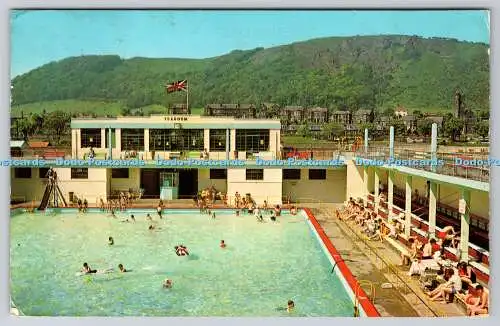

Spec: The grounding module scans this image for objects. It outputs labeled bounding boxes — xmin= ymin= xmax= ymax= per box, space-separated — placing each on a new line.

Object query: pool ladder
xmin=353 ymin=280 xmax=376 ymax=317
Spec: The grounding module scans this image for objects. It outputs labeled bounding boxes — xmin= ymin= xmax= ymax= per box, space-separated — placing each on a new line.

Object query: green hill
xmin=11 ymin=35 xmax=490 ymax=114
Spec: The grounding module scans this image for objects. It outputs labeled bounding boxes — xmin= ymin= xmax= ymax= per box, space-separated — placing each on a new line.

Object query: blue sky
xmin=10 ymin=10 xmax=490 ymax=77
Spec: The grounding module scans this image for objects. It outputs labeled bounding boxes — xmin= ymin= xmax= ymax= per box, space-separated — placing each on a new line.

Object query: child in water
xmin=220 ymin=240 xmax=226 ymax=248
xmin=118 ymin=264 xmax=127 ymax=272
xmin=276 ymin=300 xmax=295 ymax=313
xmin=163 ymin=278 xmax=173 ymax=288
xmin=108 ymin=237 xmax=114 ymax=245
xmin=81 ymin=262 xmax=97 ymax=274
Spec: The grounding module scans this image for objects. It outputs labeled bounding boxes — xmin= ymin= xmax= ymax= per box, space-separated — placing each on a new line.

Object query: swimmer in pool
xmin=163 ymin=278 xmax=173 ymax=288
xmin=212 ymin=212 xmax=216 ymax=219
xmin=220 ymin=240 xmax=226 ymax=248
xmin=149 ymin=224 xmax=155 ymax=230
xmin=130 ymin=214 xmax=136 ymax=222
xmin=157 ymin=206 xmax=163 ymax=219
xmin=118 ymin=264 xmax=127 ymax=272
xmin=175 ymin=245 xmax=189 ymax=256
xmin=277 ymin=300 xmax=295 ymax=312
xmin=146 ymin=213 xmax=152 ymax=221
xmin=108 ymin=237 xmax=114 ymax=245
xmin=82 ymin=262 xmax=97 ymax=274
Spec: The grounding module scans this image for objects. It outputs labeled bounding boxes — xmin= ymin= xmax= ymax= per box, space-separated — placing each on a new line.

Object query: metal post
xmin=405 ymin=175 xmax=412 ymax=238
xmin=428 ymin=181 xmax=437 ymax=236
xmin=389 ymin=126 xmax=394 ymax=160
xmin=107 ymin=127 xmax=112 ymax=160
xmin=364 ymin=128 xmax=369 ymax=154
xmin=225 ymin=128 xmax=230 ymax=160
xmin=388 ymin=170 xmax=394 ymax=219
xmin=431 ymin=123 xmax=438 ymax=173
xmin=459 ymin=188 xmax=471 ymax=262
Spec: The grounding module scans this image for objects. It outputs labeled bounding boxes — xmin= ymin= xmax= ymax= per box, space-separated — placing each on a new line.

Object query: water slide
xmin=38 ymin=183 xmax=53 ymax=210
xmin=55 ymin=184 xmax=68 ymax=207
xmin=38 ymin=182 xmax=68 ymax=210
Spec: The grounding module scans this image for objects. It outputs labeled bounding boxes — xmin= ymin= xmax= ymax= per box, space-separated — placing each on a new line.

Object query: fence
xmin=358 ymin=146 xmax=490 ymax=183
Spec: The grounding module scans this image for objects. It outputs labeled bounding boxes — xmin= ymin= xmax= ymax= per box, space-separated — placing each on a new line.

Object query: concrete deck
xmin=311 ymin=204 xmax=466 ymax=317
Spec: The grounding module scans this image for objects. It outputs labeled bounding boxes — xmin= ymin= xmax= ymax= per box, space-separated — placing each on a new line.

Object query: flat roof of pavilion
xmin=71 ymin=115 xmax=281 ymax=130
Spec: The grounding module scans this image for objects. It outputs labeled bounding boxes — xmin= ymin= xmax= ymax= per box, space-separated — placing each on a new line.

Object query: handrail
xmin=355 ymin=280 xmax=376 ymax=316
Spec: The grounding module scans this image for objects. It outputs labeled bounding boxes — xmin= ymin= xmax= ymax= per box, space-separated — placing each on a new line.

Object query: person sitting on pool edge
xmin=118 ymin=264 xmax=127 ymax=272
xmin=220 ymin=240 xmax=226 ymax=248
xmin=82 ymin=262 xmax=97 ymax=274
xmin=108 ymin=237 xmax=114 ymax=245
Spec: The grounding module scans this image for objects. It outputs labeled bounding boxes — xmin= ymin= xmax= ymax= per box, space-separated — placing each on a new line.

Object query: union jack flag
xmin=165 ymin=80 xmax=188 ymax=93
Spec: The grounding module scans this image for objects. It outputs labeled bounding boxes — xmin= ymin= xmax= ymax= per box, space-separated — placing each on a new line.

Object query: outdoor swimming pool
xmin=10 ymin=209 xmax=356 ymax=316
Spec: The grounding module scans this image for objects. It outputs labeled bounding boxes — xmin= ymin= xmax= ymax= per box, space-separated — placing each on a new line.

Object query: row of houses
xmin=169 ymin=103 xmax=375 ymax=124
xmin=169 ymin=103 xmax=450 ymax=135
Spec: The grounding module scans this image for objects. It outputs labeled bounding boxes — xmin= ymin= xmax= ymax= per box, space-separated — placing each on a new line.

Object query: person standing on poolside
xmin=157 ymin=205 xmax=163 ymax=219
xmin=83 ymin=199 xmax=88 ymax=213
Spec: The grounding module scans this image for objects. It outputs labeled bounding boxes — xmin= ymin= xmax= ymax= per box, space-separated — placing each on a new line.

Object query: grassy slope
xmin=11 ymin=36 xmax=489 ymax=115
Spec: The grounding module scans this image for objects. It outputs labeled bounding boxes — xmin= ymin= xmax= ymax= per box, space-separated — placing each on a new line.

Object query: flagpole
xmin=186 ymin=83 xmax=189 ymax=113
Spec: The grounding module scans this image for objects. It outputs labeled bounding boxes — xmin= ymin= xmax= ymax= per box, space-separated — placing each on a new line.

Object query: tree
xmin=120 ymin=107 xmax=132 ymax=116
xmin=474 ymin=120 xmax=490 ymax=140
xmin=382 ymin=107 xmax=395 ymax=117
xmin=412 ymin=110 xmax=424 ymax=118
xmin=417 ymin=119 xmax=434 ymax=136
xmin=478 ymin=111 xmax=490 ymax=120
xmin=321 ymin=122 xmax=344 ymax=140
xmin=44 ymin=111 xmax=71 ymax=144
xmin=389 ymin=119 xmax=406 ymax=135
xmin=17 ymin=118 xmax=36 ymax=141
xmin=359 ymin=123 xmax=376 ymax=138
xmin=443 ymin=117 xmax=465 ymax=142
xmin=297 ymin=124 xmax=312 ymax=138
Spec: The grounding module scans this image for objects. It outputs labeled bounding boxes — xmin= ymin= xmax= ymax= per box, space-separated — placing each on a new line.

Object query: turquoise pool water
xmin=10 ymin=209 xmax=354 ymax=316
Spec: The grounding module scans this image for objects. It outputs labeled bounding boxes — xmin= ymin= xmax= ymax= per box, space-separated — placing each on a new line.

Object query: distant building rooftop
xmin=10 ymin=140 xmax=26 ymax=148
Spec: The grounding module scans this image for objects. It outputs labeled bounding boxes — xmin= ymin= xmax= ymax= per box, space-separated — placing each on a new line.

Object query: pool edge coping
xmin=303 ymin=208 xmax=380 ymax=318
